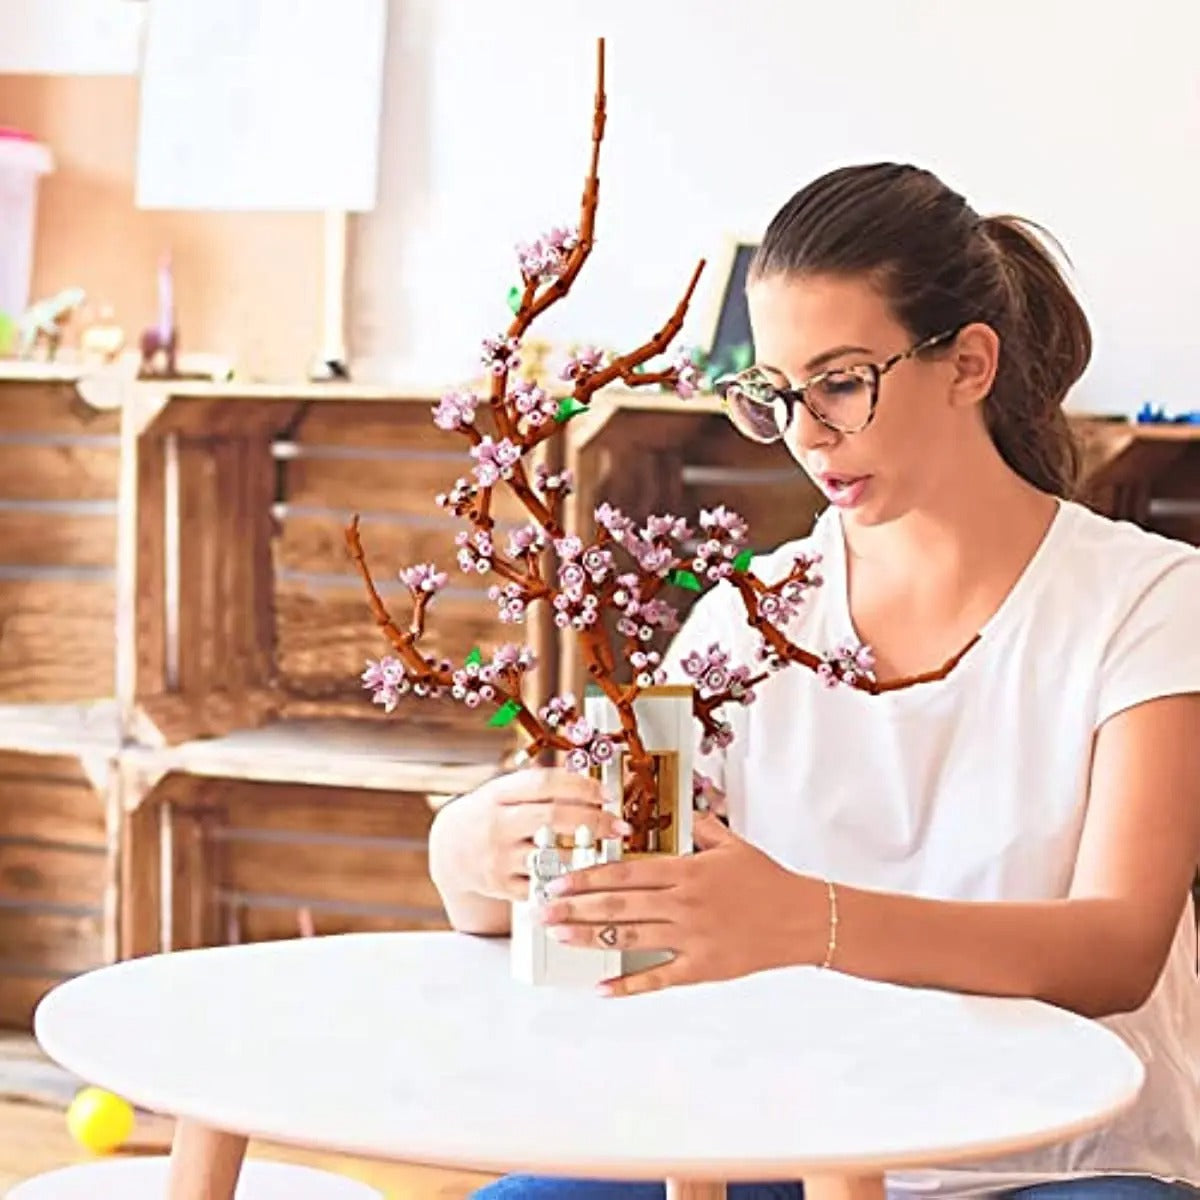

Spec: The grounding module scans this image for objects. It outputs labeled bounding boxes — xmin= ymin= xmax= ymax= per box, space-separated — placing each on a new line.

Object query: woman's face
xmin=745 ymin=272 xmax=995 ymax=528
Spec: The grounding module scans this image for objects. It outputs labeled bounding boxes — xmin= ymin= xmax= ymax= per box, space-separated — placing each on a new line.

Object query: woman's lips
xmin=818 ymin=473 xmax=870 ymax=507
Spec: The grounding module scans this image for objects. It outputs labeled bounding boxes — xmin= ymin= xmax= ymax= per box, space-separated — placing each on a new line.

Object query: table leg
xmin=665 ymin=1182 xmax=727 ymax=1200
xmin=167 ymin=1120 xmax=248 ymax=1200
xmin=803 ymin=1173 xmax=886 ymax=1200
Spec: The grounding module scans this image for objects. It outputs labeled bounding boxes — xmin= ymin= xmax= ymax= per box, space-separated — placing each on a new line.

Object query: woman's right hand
xmin=429 ymin=766 xmax=633 ymax=906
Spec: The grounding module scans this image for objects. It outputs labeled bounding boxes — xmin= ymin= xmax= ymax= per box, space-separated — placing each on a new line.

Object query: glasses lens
xmin=717 ymin=371 xmax=786 ymax=444
xmin=806 ymin=367 xmax=874 ymax=432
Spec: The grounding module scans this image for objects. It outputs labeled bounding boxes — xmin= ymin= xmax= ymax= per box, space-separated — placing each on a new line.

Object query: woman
xmin=428 ymin=163 xmax=1200 ymax=1199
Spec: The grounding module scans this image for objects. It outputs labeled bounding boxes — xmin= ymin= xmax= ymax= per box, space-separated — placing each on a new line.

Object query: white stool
xmin=7 ymin=1156 xmax=383 ymax=1198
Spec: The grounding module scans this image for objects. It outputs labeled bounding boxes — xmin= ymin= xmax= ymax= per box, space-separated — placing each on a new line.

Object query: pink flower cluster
xmin=613 ymin=574 xmax=679 ymax=642
xmin=450 ymin=643 xmax=537 ymax=709
xmin=455 ymin=528 xmax=494 ymax=574
xmin=560 ymin=345 xmax=604 ymax=382
xmin=482 ymin=335 xmax=521 ymax=376
xmin=817 ymin=640 xmax=876 ymax=688
xmin=517 ymin=225 xmax=579 ymax=283
xmin=690 ymin=506 xmax=750 ymax=583
xmin=435 ymin=476 xmax=476 ymax=517
xmin=488 ymin=580 xmax=527 ymax=624
xmin=362 ymin=656 xmax=449 ymax=712
xmin=398 ymin=562 xmax=448 ymax=594
xmin=509 ymin=380 xmax=559 ymax=429
xmin=680 ymin=642 xmax=756 ymax=705
xmin=506 ymin=523 xmax=547 ymax=559
xmin=432 ymin=390 xmax=479 ymax=432
xmin=671 ymin=346 xmax=703 ymax=398
xmin=562 ymin=715 xmax=618 ymax=773
xmin=470 ymin=436 xmax=522 ymax=488
xmin=534 ymin=462 xmax=574 ymax=496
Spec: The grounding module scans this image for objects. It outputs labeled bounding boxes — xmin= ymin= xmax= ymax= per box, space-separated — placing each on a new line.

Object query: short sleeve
xmin=660 ymin=583 xmax=741 ymax=796
xmin=1095 ymin=552 xmax=1200 ymax=727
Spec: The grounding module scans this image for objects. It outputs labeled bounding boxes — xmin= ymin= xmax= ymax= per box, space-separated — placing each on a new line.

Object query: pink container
xmin=0 ymin=127 xmax=54 ymax=320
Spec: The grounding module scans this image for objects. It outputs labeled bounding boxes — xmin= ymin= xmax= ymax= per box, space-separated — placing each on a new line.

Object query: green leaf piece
xmin=732 ymin=549 xmax=753 ymax=572
xmin=465 ymin=646 xmax=483 ymax=667
xmin=669 ymin=568 xmax=703 ymax=592
xmin=554 ymin=396 xmax=588 ymax=423
xmin=507 ymin=285 xmax=522 ymax=315
xmin=487 ymin=698 xmax=523 ymax=728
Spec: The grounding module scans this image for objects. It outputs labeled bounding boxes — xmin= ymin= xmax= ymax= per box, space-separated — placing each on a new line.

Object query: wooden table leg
xmin=803 ymin=1173 xmax=886 ymax=1200
xmin=665 ymin=1181 xmax=727 ymax=1200
xmin=167 ymin=1120 xmax=248 ymax=1200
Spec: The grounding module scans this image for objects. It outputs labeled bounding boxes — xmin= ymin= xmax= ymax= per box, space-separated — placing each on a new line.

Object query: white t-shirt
xmin=663 ymin=497 xmax=1200 ymax=1195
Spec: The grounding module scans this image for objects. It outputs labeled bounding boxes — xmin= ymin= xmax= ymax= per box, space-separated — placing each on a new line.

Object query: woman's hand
xmin=534 ymin=810 xmax=828 ymax=996
xmin=429 ymin=766 xmax=632 ymax=906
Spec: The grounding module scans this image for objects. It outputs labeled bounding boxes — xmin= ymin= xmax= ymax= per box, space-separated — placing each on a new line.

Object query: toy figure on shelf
xmin=139 ymin=252 xmax=178 ymax=378
xmin=346 ymin=39 xmax=938 ymax=989
xmin=16 ymin=286 xmax=86 ymax=360
xmin=79 ymin=303 xmax=126 ymax=366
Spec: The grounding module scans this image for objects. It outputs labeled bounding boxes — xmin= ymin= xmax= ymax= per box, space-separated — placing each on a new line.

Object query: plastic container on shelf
xmin=0 ymin=127 xmax=54 ymax=323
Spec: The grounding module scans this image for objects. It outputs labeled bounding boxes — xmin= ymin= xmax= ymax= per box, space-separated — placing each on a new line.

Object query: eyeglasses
xmin=714 ymin=327 xmax=961 ymax=443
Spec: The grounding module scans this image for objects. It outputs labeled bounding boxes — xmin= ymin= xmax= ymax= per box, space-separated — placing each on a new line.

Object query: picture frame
xmin=693 ymin=233 xmax=759 ymax=383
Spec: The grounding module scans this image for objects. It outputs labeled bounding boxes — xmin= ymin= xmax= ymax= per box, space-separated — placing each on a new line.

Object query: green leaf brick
xmin=487 ymin=698 xmax=522 ymax=728
xmin=669 ymin=568 xmax=703 ymax=592
xmin=465 ymin=646 xmax=483 ymax=667
xmin=507 ymin=285 xmax=522 ymax=315
xmin=732 ymin=549 xmax=753 ymax=572
xmin=554 ymin=397 xmax=588 ymax=423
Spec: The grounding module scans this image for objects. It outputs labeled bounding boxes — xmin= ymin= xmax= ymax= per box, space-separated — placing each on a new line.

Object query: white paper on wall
xmin=135 ymin=0 xmax=387 ymax=212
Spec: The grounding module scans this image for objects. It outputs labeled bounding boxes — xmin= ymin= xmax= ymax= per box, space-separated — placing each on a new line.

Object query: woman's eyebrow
xmin=803 ymin=344 xmax=873 ymax=373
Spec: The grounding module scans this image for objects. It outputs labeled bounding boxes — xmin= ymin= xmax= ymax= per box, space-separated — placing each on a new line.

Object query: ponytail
xmin=979 ymin=215 xmax=1092 ymax=497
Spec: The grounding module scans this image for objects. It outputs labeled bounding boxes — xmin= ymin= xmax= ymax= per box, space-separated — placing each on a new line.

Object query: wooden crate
xmin=1073 ymin=419 xmax=1200 ymax=543
xmin=0 ymin=710 xmax=119 ymax=1028
xmin=0 ymin=367 xmax=124 ymax=1026
xmin=116 ymin=723 xmax=502 ymax=956
xmin=82 ymin=377 xmax=544 ymax=753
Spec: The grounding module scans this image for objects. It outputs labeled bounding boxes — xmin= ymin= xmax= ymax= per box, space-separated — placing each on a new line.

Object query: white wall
xmin=353 ymin=0 xmax=1199 ymax=415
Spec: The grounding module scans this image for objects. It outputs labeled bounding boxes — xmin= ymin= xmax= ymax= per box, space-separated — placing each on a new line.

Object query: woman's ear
xmin=946 ymin=322 xmax=1000 ymax=409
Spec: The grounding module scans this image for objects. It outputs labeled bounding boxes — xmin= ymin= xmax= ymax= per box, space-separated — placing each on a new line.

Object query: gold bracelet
xmin=819 ymin=879 xmax=838 ymax=969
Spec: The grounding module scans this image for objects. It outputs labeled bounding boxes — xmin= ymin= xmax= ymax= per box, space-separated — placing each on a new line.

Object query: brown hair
xmin=749 ymin=164 xmax=1092 ymax=497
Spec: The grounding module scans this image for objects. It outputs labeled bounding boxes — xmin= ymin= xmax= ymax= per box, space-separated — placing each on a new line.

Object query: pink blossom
xmin=491 ymin=643 xmax=536 ymax=673
xmin=671 ymin=346 xmax=703 ymax=398
xmin=432 ymin=390 xmax=479 ymax=431
xmin=482 ymin=335 xmax=521 ymax=376
xmin=361 ymin=656 xmax=411 ymax=713
xmin=435 ymin=476 xmax=476 ymax=516
xmin=455 ymin=529 xmax=493 ymax=574
xmin=507 ymin=524 xmax=546 ymax=558
xmin=470 ymin=435 xmax=522 ymax=488
xmin=517 ymin=225 xmax=579 ymax=282
xmin=538 ymin=693 xmax=577 ymax=728
xmin=560 ymin=344 xmax=604 ymax=381
xmin=535 ymin=463 xmax=574 ymax=494
xmin=817 ymin=640 xmax=876 ymax=687
xmin=509 ymin=380 xmax=558 ymax=427
xmin=398 ymin=562 xmax=448 ymax=594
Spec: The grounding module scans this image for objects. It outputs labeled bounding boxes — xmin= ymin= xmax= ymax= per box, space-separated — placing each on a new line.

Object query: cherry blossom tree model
xmin=345 ymin=39 xmax=882 ymax=984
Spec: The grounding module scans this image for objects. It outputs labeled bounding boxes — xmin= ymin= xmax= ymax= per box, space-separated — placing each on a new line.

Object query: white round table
xmin=34 ymin=931 xmax=1144 ymax=1200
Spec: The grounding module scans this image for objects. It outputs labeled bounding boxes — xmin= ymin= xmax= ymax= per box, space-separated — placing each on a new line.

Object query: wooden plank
xmin=0 ymin=383 xmax=119 ymax=436
xmin=282 ymin=454 xmax=528 ymax=522
xmin=0 ymin=907 xmax=104 ymax=974
xmin=168 ymin=807 xmax=219 ymax=952
xmin=292 ymin=399 xmax=455 ymax=448
xmin=0 ymin=843 xmax=107 ymax=908
xmin=0 ymin=578 xmax=114 ymax=702
xmin=277 ymin=513 xmax=485 ymax=577
xmin=217 ymin=782 xmax=435 ymax=842
xmin=0 ymin=443 xmax=119 ymax=502
xmin=273 ymin=581 xmax=503 ymax=695
xmin=0 ymin=509 xmax=116 ymax=569
xmin=117 ymin=794 xmax=161 ymax=959
xmin=175 ymin=436 xmax=222 ymax=697
xmin=0 ymin=772 xmax=106 ymax=846
xmin=221 ymin=837 xmax=442 ymax=912
xmin=234 ymin=903 xmax=448 ymax=943
xmin=0 ymin=973 xmax=67 ymax=1031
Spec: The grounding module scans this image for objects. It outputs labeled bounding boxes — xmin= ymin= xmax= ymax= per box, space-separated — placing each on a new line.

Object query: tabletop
xmin=34 ymin=931 xmax=1144 ymax=1183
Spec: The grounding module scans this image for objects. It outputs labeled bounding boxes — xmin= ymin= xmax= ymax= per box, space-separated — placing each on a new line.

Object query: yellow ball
xmin=66 ymin=1087 xmax=135 ymax=1154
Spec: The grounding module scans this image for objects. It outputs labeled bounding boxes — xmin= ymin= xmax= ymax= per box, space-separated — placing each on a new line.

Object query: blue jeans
xmin=471 ymin=1176 xmax=1200 ymax=1199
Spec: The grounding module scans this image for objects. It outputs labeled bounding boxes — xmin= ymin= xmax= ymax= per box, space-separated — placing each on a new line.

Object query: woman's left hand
xmin=535 ymin=810 xmax=827 ymax=996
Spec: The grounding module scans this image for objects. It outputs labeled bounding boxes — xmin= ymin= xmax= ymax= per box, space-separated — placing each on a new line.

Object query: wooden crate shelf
xmin=115 ymin=719 xmax=501 ymax=958
xmin=0 ymin=703 xmax=120 ymax=1029
xmin=74 ymin=376 xmax=538 ymax=755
